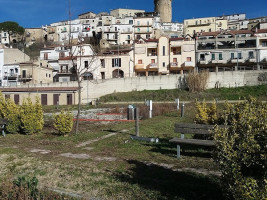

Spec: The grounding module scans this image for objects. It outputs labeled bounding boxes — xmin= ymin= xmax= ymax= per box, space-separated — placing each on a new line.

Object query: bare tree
xmin=70 ymin=41 xmax=101 ymax=134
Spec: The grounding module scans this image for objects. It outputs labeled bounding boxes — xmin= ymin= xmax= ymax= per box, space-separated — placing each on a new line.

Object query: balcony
xmin=169 ymin=62 xmax=179 ymax=70
xmin=148 ymin=63 xmax=158 ymax=71
xmin=248 ymin=57 xmax=256 ymax=63
xmin=184 ymin=61 xmax=194 ymax=67
xmin=147 ymin=52 xmax=157 ymax=56
xmin=18 ymin=75 xmax=32 ymax=81
xmin=58 ymin=69 xmax=71 ymax=74
xmin=3 ymin=74 xmax=18 ymax=80
xmin=231 ymin=58 xmax=244 ymax=63
xmin=134 ymin=64 xmax=146 ymax=71
xmin=199 ymin=59 xmax=207 ymax=64
xmin=211 ymin=59 xmax=225 ymax=64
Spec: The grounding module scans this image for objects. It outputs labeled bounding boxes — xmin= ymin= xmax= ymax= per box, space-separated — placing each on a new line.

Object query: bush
xmin=195 ymin=100 xmax=218 ymax=124
xmin=53 ymin=110 xmax=73 ymax=135
xmin=213 ymin=98 xmax=267 ymax=200
xmin=0 ymin=93 xmax=20 ymax=133
xmin=20 ymin=98 xmax=44 ymax=134
xmin=186 ymin=71 xmax=209 ymax=92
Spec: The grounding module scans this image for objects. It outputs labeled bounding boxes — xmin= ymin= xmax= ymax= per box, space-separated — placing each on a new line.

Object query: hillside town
xmin=0 ymin=0 xmax=266 ymax=105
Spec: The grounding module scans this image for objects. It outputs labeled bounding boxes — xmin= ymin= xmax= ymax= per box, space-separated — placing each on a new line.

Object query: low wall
xmin=1 ymin=70 xmax=266 ymax=105
xmin=81 ymin=70 xmax=267 ymax=103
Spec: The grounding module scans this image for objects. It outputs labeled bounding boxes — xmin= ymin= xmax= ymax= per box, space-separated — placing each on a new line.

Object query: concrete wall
xmin=81 ymin=70 xmax=266 ymax=102
xmin=1 ymin=70 xmax=266 ymax=104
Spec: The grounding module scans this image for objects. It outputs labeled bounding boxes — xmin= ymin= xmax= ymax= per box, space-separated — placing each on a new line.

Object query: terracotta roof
xmin=200 ymin=31 xmax=221 ymax=36
xmin=170 ymin=37 xmax=184 ymax=41
xmin=145 ymin=39 xmax=159 ymax=42
xmin=58 ymin=56 xmax=77 ymax=61
xmin=229 ymin=30 xmax=254 ymax=35
xmin=256 ymin=29 xmax=267 ymax=33
xmin=0 ymin=87 xmax=79 ymax=92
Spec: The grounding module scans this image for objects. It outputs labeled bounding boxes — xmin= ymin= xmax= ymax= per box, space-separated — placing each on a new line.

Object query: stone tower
xmin=154 ymin=0 xmax=172 ymax=23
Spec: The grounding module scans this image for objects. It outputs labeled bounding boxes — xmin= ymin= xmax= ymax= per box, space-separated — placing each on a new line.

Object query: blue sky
xmin=0 ymin=0 xmax=266 ymax=28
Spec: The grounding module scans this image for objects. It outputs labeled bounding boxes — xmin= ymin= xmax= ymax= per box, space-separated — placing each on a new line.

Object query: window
xmin=151 ymin=59 xmax=155 ymax=63
xmin=112 ymin=58 xmax=121 ymax=67
xmin=200 ymin=54 xmax=205 ymax=61
xmin=138 ymin=60 xmax=143 ymax=64
xmin=146 ymin=34 xmax=150 ymax=39
xmin=231 ymin=53 xmax=235 ymax=59
xmin=84 ymin=61 xmax=89 ymax=68
xmin=219 ymin=53 xmax=223 ymax=60
xmin=173 ymin=58 xmax=177 ymax=63
xmin=187 ymin=57 xmax=192 ymax=62
xmin=59 ymin=52 xmax=65 ymax=58
xmin=100 ymin=59 xmax=105 ymax=68
xmin=137 ymin=28 xmax=140 ymax=33
xmin=163 ymin=62 xmax=166 ymax=67
xmin=129 ymin=20 xmax=133 ymax=24
xmin=249 ymin=51 xmax=254 ymax=59
xmin=128 ymin=35 xmax=130 ymax=40
xmin=212 ymin=53 xmax=215 ymax=60
xmin=262 ymin=41 xmax=267 ymax=47
xmin=44 ymin=53 xmax=48 ymax=60
xmin=163 ymin=46 xmax=166 ymax=56
xmin=137 ymin=21 xmax=140 ymax=26
xmin=238 ymin=53 xmax=242 ymax=59
xmin=147 ymin=21 xmax=150 ymax=25
xmin=147 ymin=27 xmax=150 ymax=32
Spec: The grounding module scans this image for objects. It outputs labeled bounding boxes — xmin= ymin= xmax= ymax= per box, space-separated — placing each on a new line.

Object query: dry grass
xmin=186 ymin=70 xmax=209 ymax=92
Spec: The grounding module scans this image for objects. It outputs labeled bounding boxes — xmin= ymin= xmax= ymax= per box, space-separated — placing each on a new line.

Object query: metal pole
xmin=135 ymin=107 xmax=139 ymax=137
xmin=149 ymin=100 xmax=152 ymax=118
xmin=181 ymin=102 xmax=185 ymax=117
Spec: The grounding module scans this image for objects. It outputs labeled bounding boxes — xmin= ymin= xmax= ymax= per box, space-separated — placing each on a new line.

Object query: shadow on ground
xmin=114 ymin=160 xmax=223 ymax=200
xmin=143 ymin=138 xmax=213 ymax=158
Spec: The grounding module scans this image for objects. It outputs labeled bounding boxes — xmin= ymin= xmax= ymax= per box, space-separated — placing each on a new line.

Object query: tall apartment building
xmin=134 ymin=36 xmax=195 ymax=76
xmin=196 ymin=29 xmax=267 ymax=72
xmin=184 ymin=17 xmax=228 ymax=36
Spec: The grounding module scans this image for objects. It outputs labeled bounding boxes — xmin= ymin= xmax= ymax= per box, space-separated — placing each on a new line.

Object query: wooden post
xmin=135 ymin=108 xmax=139 ymax=137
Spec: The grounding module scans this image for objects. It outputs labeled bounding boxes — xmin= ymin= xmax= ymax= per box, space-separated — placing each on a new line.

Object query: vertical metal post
xmin=149 ymin=100 xmax=152 ymax=118
xmin=2 ymin=125 xmax=5 ymax=137
xmin=177 ymin=145 xmax=180 ymax=158
xmin=135 ymin=108 xmax=139 ymax=137
xmin=181 ymin=103 xmax=185 ymax=117
xmin=175 ymin=98 xmax=179 ymax=110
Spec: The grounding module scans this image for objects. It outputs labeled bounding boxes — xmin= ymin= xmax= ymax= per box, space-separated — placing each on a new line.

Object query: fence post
xmin=135 ymin=108 xmax=139 ymax=137
xmin=181 ymin=103 xmax=185 ymax=117
xmin=149 ymin=100 xmax=152 ymax=118
xmin=175 ymin=98 xmax=179 ymax=110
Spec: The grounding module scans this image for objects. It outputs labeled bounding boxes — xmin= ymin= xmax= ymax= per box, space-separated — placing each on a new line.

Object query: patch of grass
xmin=100 ymin=84 xmax=267 ymax=102
xmin=0 ymin=103 xmax=224 ymax=199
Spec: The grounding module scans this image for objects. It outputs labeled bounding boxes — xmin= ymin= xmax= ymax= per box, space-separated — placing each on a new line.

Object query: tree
xmin=0 ymin=21 xmax=25 ymax=46
xmin=213 ymin=98 xmax=266 ymax=200
xmin=70 ymin=42 xmax=100 ymax=134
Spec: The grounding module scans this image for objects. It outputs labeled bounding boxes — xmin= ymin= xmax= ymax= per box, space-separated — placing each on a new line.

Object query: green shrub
xmin=213 ymin=98 xmax=267 ymax=200
xmin=195 ymin=100 xmax=218 ymax=124
xmin=20 ymin=98 xmax=44 ymax=134
xmin=53 ymin=110 xmax=73 ymax=135
xmin=0 ymin=93 xmax=20 ymax=133
xmin=5 ymin=99 xmax=21 ymax=133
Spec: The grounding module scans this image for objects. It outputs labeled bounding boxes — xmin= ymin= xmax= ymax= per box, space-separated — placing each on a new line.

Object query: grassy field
xmin=99 ymin=84 xmax=267 ymax=102
xmin=0 ymin=103 xmax=224 ymax=200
